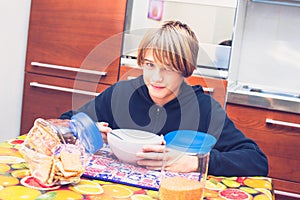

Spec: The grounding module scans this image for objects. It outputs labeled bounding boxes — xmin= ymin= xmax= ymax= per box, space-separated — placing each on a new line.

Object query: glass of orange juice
xmin=159 ymin=130 xmax=216 ymax=200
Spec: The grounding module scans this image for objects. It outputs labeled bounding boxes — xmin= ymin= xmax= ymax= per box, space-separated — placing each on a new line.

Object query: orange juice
xmin=159 ymin=176 xmax=204 ymax=200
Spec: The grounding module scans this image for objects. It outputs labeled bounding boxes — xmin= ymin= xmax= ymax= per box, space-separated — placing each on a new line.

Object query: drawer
xmin=119 ymin=66 xmax=227 ymax=107
xmin=20 ymin=73 xmax=109 ymax=135
xmin=27 ymin=60 xmax=120 ymax=85
xmin=226 ymin=103 xmax=300 ymax=134
xmin=25 ymin=0 xmax=126 ymax=84
xmin=226 ymin=103 xmax=300 ymax=193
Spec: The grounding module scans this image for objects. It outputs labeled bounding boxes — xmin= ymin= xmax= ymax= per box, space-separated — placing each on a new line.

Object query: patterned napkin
xmin=83 ymin=146 xmax=200 ymax=190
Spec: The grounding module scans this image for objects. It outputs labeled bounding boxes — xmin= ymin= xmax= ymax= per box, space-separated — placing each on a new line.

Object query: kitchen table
xmin=0 ymin=135 xmax=274 ymax=200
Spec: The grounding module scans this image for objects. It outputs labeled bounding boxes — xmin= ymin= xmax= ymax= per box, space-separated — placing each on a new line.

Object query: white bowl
xmin=107 ymin=129 xmax=163 ymax=164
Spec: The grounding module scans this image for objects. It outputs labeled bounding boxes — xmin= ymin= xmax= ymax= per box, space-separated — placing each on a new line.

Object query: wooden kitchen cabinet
xmin=25 ymin=0 xmax=126 ymax=85
xmin=21 ymin=73 xmax=110 ymax=134
xmin=186 ymin=75 xmax=227 ymax=108
xmin=119 ymin=66 xmax=227 ymax=107
xmin=20 ymin=0 xmax=127 ymax=135
xmin=226 ymin=103 xmax=300 ymax=197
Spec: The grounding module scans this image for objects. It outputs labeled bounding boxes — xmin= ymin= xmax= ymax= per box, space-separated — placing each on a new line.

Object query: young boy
xmin=60 ymin=20 xmax=268 ymax=176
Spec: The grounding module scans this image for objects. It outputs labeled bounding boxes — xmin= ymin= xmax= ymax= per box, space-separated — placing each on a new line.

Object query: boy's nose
xmin=152 ymin=68 xmax=163 ymax=82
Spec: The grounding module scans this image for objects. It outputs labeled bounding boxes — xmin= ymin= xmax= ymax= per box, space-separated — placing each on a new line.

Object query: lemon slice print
xmin=253 ymin=194 xmax=271 ymax=200
xmin=11 ymin=162 xmax=27 ymax=170
xmin=146 ymin=190 xmax=159 ymax=199
xmin=221 ymin=179 xmax=241 ymax=188
xmin=11 ymin=169 xmax=31 ymax=179
xmin=240 ymin=187 xmax=259 ymax=194
xmin=204 ymin=188 xmax=219 ymax=198
xmin=205 ymin=179 xmax=227 ymax=190
xmin=255 ymin=188 xmax=273 ymax=200
xmin=70 ymin=179 xmax=103 ymax=195
xmin=92 ymin=179 xmax=113 ymax=185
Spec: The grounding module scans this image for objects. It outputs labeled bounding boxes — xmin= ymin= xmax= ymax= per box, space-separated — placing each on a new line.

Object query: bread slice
xmin=60 ymin=148 xmax=83 ymax=172
xmin=31 ymin=155 xmax=54 ymax=185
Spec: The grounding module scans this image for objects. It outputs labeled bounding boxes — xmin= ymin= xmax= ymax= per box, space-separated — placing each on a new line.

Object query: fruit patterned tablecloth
xmin=0 ymin=135 xmax=275 ymax=200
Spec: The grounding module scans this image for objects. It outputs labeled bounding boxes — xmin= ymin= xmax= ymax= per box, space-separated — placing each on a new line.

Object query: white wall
xmin=0 ymin=1 xmax=31 ymax=142
xmin=129 ymin=0 xmax=236 ymax=44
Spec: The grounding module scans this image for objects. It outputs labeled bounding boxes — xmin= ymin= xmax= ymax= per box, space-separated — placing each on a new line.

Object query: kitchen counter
xmin=0 ymin=135 xmax=275 ymax=199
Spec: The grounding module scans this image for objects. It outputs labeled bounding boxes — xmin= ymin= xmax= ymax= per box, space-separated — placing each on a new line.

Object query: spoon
xmin=109 ymin=131 xmax=124 ymax=140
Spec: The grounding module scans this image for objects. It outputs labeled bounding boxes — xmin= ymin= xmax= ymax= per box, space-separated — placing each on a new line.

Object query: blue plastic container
xmin=69 ymin=112 xmax=103 ymax=154
xmin=164 ymin=130 xmax=216 ymax=154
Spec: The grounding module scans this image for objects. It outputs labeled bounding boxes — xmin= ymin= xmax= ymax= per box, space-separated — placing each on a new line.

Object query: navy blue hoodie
xmin=60 ymin=76 xmax=268 ymax=176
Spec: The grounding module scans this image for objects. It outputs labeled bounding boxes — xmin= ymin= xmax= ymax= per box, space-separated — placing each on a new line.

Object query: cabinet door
xmin=185 ymin=75 xmax=227 ymax=108
xmin=119 ymin=66 xmax=227 ymax=107
xmin=20 ymin=73 xmax=109 ymax=135
xmin=25 ymin=0 xmax=127 ymax=85
xmin=118 ymin=66 xmax=143 ymax=81
xmin=226 ymin=103 xmax=300 ymax=194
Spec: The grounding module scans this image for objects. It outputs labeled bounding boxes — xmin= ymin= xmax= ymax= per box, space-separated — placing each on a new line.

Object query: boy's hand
xmin=96 ymin=122 xmax=112 ymax=143
xmin=136 ymin=144 xmax=198 ymax=173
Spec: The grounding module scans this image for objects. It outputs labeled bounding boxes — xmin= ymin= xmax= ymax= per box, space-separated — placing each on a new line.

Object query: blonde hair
xmin=137 ymin=20 xmax=199 ymax=77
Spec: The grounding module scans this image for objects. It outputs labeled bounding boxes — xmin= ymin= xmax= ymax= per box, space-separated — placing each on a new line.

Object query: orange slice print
xmin=102 ymin=184 xmax=134 ymax=198
xmin=244 ymin=178 xmax=272 ymax=190
xmin=0 ymin=163 xmax=10 ymax=172
xmin=0 ymin=185 xmax=42 ymax=200
xmin=0 ymin=175 xmax=19 ymax=186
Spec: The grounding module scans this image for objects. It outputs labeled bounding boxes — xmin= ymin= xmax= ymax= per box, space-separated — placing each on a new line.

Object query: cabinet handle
xmin=266 ymin=118 xmax=300 ymax=129
xmin=31 ymin=62 xmax=107 ymax=76
xmin=30 ymin=82 xmax=100 ymax=96
xmin=126 ymin=76 xmax=214 ymax=93
xmin=274 ymin=189 xmax=300 ymax=199
xmin=203 ymin=87 xmax=214 ymax=93
xmin=127 ymin=76 xmax=137 ymax=80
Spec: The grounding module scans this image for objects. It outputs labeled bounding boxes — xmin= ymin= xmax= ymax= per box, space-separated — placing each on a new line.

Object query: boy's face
xmin=142 ymin=51 xmax=184 ymax=106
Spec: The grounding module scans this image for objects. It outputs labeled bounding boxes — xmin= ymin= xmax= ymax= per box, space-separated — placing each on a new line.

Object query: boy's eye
xmin=145 ymin=62 xmax=154 ymax=68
